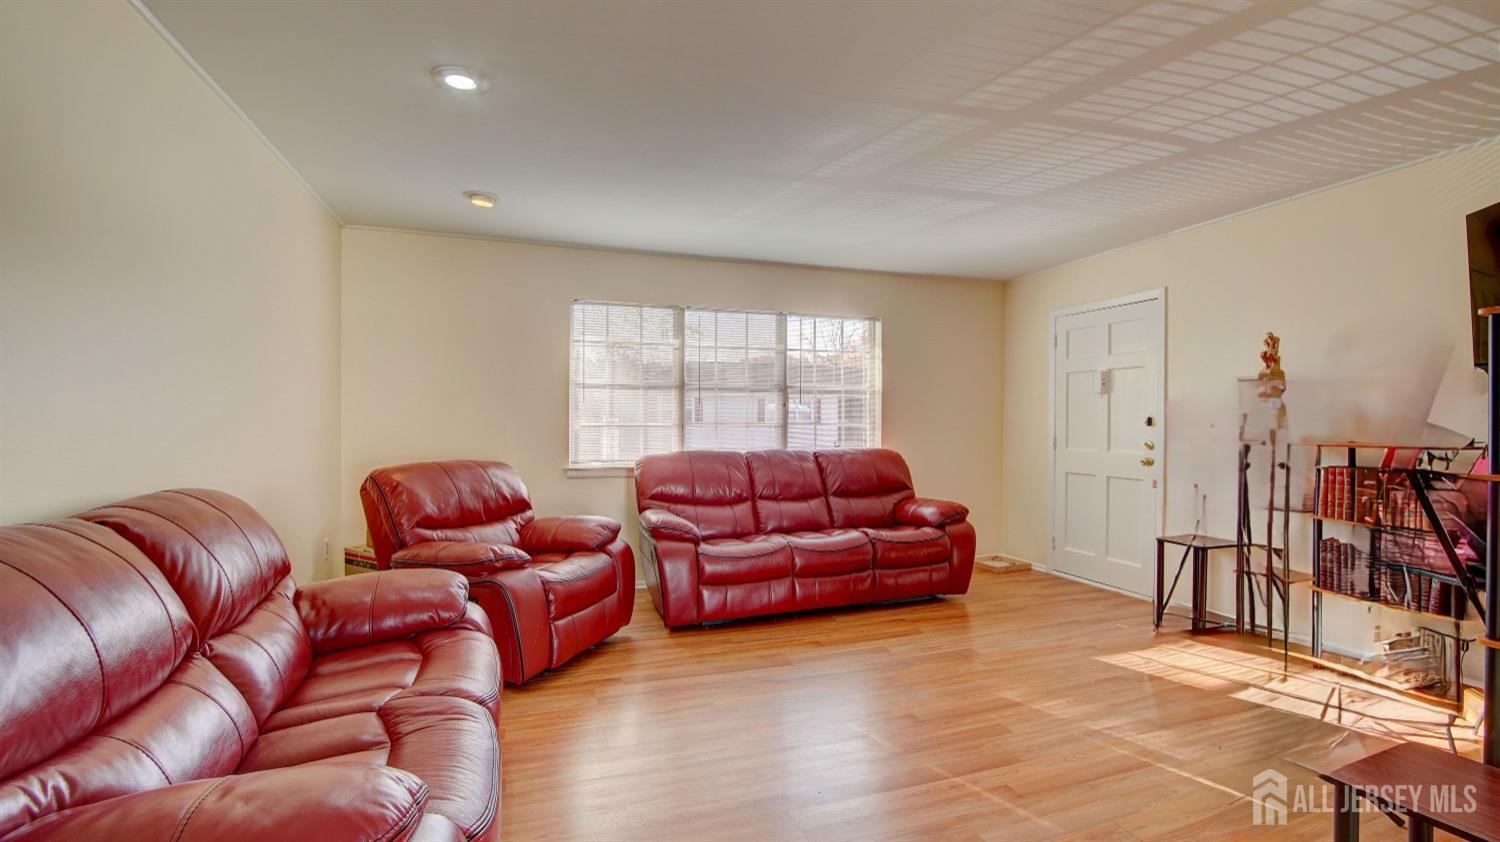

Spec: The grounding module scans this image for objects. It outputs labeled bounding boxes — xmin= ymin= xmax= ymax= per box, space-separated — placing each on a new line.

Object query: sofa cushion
xmin=362 ymin=461 xmax=535 ymax=562
xmin=698 ymin=535 xmax=793 ymax=585
xmin=746 ymin=450 xmax=834 ymax=533
xmin=264 ymin=627 xmax=500 ymax=732
xmin=0 ymin=521 xmax=229 ymax=837
xmin=863 ymin=525 xmax=951 ymax=569
xmin=81 ymin=489 xmax=293 ymax=639
xmin=635 ymin=451 xmax=756 ymax=540
xmin=81 ymin=491 xmax=315 ymax=725
xmin=815 ymin=449 xmax=917 ymax=529
xmin=533 ymin=552 xmax=617 ymax=620
xmin=783 ymin=529 xmax=872 ymax=577
xmin=0 ymin=521 xmax=195 ymax=785
xmin=0 ymin=654 xmax=256 ymax=839
xmin=238 ymin=695 xmax=497 ymax=838
xmin=200 ymin=575 xmax=313 ymax=725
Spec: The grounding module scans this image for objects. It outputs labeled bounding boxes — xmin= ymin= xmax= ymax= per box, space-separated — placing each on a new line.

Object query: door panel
xmin=1051 ymin=296 xmax=1163 ymax=596
xmin=1063 ymin=471 xmax=1102 ymax=556
xmin=1108 ymin=317 xmax=1146 ymax=354
xmin=1106 ymin=365 xmax=1145 ymax=452
xmin=1065 ymin=371 xmax=1103 ymax=450
xmin=1105 ymin=476 xmax=1144 ymax=565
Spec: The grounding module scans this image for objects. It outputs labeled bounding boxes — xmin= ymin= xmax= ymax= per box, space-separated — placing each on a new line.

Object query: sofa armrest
xmin=296 ymin=569 xmax=470 ymax=655
xmin=5 ymin=763 xmax=429 ymax=841
xmin=519 ymin=515 xmax=621 ymax=553
xmin=390 ymin=541 xmax=531 ymax=576
xmin=895 ymin=496 xmax=969 ymax=528
xmin=640 ymin=508 xmax=700 ymax=544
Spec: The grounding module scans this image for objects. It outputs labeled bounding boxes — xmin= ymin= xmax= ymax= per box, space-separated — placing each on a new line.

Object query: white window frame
xmin=566 ymin=300 xmax=882 ymax=476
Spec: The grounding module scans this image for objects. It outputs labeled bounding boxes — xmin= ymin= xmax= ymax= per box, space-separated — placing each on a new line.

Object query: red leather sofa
xmin=0 ymin=489 xmax=501 ymax=842
xmin=361 ymin=460 xmax=634 ymax=685
xmin=634 ymin=448 xmax=975 ymax=628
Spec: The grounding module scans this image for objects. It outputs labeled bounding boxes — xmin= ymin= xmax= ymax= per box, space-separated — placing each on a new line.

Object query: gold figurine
xmin=1257 ymin=331 xmax=1287 ymax=425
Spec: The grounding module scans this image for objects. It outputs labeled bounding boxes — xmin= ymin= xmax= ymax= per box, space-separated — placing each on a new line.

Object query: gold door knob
xmin=1140 ymin=456 xmax=1156 ymax=467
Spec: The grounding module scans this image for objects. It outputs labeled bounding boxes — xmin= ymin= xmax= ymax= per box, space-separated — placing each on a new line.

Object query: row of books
xmin=1375 ymin=564 xmax=1455 ymax=617
xmin=1316 ymin=538 xmax=1368 ymax=596
xmin=1317 ymin=537 xmax=1458 ymax=617
xmin=1317 ymin=467 xmax=1428 ymax=529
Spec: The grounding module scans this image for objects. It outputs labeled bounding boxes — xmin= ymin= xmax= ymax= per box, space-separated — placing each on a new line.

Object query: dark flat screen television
xmin=1470 ymin=200 xmax=1500 ymax=370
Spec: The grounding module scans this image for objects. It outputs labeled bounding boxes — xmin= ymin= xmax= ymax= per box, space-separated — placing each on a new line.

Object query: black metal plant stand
xmin=1235 ymin=439 xmax=1301 ymax=668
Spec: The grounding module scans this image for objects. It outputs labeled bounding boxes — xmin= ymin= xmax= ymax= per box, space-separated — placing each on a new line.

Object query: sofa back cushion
xmin=362 ymin=460 xmax=535 ymax=562
xmin=746 ymin=450 xmax=833 ymax=534
xmin=815 ymin=449 xmax=916 ymax=528
xmin=0 ymin=519 xmax=255 ymax=836
xmin=82 ymin=490 xmax=311 ymax=725
xmin=635 ymin=451 xmax=755 ymax=540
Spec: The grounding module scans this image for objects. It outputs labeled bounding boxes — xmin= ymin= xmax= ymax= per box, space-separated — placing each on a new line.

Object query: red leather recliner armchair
xmin=361 ymin=460 xmax=634 ymax=685
xmin=634 ymin=448 xmax=975 ymax=628
xmin=0 ymin=489 xmax=501 ymax=841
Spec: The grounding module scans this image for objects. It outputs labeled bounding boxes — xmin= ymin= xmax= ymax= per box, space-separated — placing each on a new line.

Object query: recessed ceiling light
xmin=464 ymin=191 xmax=497 ymax=209
xmin=432 ymin=65 xmax=488 ymax=93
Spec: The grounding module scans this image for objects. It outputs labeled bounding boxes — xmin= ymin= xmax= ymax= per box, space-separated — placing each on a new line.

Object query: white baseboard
xmin=1044 ymin=566 xmax=1151 ymax=601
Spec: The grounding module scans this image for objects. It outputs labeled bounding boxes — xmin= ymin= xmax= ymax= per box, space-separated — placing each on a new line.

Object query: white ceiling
xmin=143 ymin=0 xmax=1500 ymax=280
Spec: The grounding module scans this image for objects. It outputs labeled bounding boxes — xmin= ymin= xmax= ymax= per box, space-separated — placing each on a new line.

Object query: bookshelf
xmin=1309 ymin=441 xmax=1487 ymax=709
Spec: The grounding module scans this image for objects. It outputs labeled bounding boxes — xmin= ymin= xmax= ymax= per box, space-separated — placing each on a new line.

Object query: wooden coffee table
xmin=1293 ymin=739 xmax=1500 ymax=841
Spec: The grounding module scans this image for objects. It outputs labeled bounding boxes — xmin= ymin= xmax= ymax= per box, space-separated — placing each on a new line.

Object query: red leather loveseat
xmin=361 ymin=460 xmax=634 ymax=685
xmin=634 ymin=448 xmax=974 ymax=628
xmin=0 ymin=489 xmax=501 ymax=841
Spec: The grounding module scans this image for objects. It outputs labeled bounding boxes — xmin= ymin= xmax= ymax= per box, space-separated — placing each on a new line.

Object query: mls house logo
xmin=1252 ymin=769 xmax=1288 ymax=826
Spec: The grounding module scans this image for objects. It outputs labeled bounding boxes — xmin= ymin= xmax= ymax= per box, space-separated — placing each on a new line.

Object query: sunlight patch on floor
xmin=1098 ymin=640 xmax=1476 ymax=753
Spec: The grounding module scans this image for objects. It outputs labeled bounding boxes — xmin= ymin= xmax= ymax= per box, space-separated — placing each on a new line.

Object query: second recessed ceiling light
xmin=433 ymin=65 xmax=488 ymax=93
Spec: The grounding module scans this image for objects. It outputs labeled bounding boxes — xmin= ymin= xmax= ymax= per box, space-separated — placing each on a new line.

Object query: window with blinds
xmin=568 ymin=301 xmax=880 ymax=469
xmin=786 ymin=314 xmax=882 ymax=450
xmin=683 ymin=309 xmax=783 ymax=451
xmin=569 ymin=302 xmax=682 ymax=468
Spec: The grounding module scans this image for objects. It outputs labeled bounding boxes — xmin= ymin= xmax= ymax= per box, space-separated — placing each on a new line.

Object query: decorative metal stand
xmin=1235 ymin=439 xmax=1302 ymax=667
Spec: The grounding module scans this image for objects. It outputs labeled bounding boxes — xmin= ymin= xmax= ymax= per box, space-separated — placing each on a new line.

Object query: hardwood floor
xmin=499 ymin=570 xmax=1476 ymax=840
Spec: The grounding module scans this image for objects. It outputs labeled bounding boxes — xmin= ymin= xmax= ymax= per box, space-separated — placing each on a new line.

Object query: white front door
xmin=1050 ymin=293 xmax=1164 ymax=597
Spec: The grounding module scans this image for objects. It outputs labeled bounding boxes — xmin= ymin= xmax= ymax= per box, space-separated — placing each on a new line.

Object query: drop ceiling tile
xmin=138 ymin=0 xmax=1500 ymax=279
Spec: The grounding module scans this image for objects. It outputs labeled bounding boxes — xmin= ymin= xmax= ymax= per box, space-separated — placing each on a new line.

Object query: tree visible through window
xmin=568 ymin=301 xmax=881 ymax=469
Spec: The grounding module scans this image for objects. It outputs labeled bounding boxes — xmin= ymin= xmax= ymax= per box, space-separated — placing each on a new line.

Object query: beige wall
xmin=0 ymin=1 xmax=343 ymax=582
xmin=1001 ymin=140 xmax=1500 ymax=657
xmin=340 ymin=228 xmax=1006 ymax=567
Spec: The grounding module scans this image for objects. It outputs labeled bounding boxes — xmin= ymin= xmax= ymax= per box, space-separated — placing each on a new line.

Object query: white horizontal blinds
xmin=569 ymin=301 xmax=682 ymax=467
xmin=683 ymin=309 xmax=785 ymax=451
xmin=785 ymin=314 xmax=882 ymax=450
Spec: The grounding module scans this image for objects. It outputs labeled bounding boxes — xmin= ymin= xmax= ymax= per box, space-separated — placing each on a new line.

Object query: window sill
xmin=565 ymin=466 xmax=635 ymax=479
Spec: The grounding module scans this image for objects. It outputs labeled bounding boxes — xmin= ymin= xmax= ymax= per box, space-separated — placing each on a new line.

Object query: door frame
xmin=1046 ymin=287 xmax=1166 ymax=598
